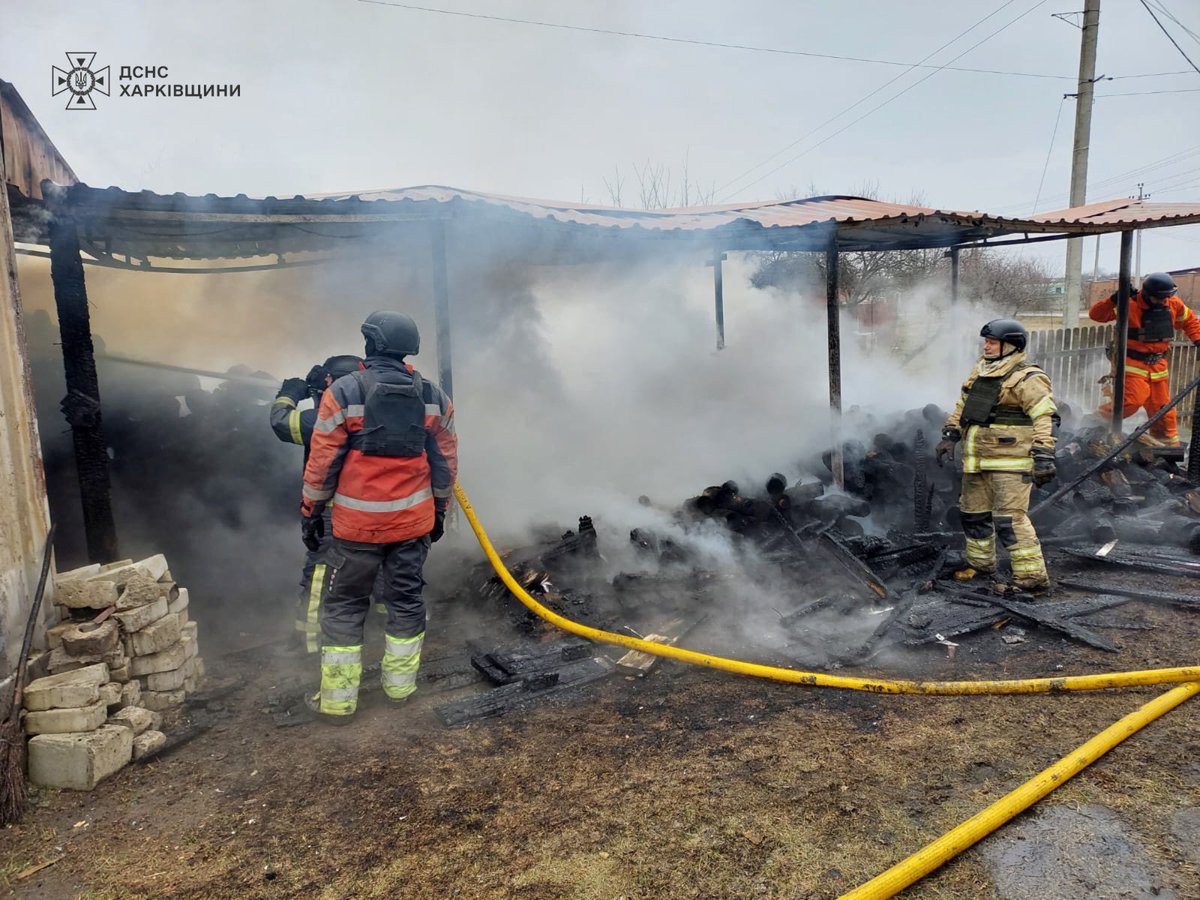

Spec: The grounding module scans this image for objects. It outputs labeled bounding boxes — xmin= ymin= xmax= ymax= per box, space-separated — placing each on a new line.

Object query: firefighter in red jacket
xmin=270 ymin=354 xmax=362 ymax=654
xmin=300 ymin=311 xmax=458 ymax=723
xmin=1089 ymin=272 xmax=1200 ymax=445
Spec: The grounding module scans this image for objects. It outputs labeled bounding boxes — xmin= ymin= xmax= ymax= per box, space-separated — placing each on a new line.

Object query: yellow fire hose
xmin=454 ymin=485 xmax=1199 ymax=695
xmin=454 ymin=484 xmax=1200 ymax=896
xmin=839 ymin=680 xmax=1200 ymax=898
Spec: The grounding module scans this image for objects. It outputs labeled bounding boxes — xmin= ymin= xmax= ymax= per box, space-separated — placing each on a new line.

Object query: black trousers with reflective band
xmin=320 ymin=536 xmax=430 ymax=646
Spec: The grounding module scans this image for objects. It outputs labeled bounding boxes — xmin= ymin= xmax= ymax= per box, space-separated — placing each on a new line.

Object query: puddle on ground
xmin=980 ymin=802 xmax=1174 ymax=900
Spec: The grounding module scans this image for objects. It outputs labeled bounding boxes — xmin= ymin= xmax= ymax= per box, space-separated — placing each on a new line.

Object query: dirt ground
xmin=3 ymin=550 xmax=1199 ymax=900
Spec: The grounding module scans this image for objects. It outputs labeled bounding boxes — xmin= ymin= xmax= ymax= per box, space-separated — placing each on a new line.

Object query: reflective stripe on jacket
xmin=301 ymin=356 xmax=458 ymax=543
xmin=1088 ymin=291 xmax=1200 ymax=364
xmin=943 ymin=352 xmax=1056 ymax=475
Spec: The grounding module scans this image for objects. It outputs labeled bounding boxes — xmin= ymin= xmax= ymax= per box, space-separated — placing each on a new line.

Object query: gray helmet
xmin=980 ymin=318 xmax=1027 ymax=353
xmin=322 ymin=354 xmax=363 ymax=379
xmin=361 ymin=311 xmax=420 ymax=357
xmin=1141 ymin=272 xmax=1177 ymax=300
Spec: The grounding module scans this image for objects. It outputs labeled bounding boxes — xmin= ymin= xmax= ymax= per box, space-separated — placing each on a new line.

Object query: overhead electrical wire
xmin=357 ymin=0 xmax=1076 ymax=79
xmin=1147 ymin=0 xmax=1200 ymax=45
xmin=717 ymin=0 xmax=1050 ymax=200
xmin=711 ymin=0 xmax=1023 ymax=198
xmin=1139 ymin=0 xmax=1200 ymax=75
xmin=1032 ymin=97 xmax=1067 ymax=213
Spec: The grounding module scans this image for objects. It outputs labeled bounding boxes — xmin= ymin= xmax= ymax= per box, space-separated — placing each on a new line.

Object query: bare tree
xmin=602 ymin=151 xmax=716 ymax=209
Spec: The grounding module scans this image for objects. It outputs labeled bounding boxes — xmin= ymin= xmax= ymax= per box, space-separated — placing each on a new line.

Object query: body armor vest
xmin=346 ymin=369 xmax=427 ymax=457
xmin=960 ymin=364 xmax=1035 ymax=427
xmin=1129 ymin=305 xmax=1175 ymax=342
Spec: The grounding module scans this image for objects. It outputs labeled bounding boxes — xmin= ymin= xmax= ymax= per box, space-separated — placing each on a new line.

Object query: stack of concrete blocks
xmin=23 ymin=663 xmax=164 ymax=789
xmin=24 ymin=554 xmax=205 ymax=790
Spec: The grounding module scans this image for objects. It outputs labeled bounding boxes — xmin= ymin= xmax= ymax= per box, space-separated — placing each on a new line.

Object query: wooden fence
xmin=1027 ymin=326 xmax=1199 ymax=430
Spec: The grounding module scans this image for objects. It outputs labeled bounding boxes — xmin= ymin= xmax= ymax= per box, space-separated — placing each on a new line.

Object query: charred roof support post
xmin=826 ymin=237 xmax=844 ymax=489
xmin=47 ymin=204 xmax=119 ymax=562
xmin=707 ymin=250 xmax=727 ymax=350
xmin=949 ymin=246 xmax=960 ymax=304
xmin=1110 ymin=230 xmax=1133 ymax=434
xmin=430 ymin=221 xmax=453 ymax=400
xmin=1189 ymin=386 xmax=1200 ymax=483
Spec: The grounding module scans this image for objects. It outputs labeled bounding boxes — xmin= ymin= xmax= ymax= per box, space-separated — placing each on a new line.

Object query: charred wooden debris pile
xmin=423 ymin=409 xmax=1200 ymax=726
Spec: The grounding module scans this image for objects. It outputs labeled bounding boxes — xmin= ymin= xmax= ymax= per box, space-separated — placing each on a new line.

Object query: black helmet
xmin=361 ymin=311 xmax=420 ymax=357
xmin=980 ymin=318 xmax=1027 ymax=353
xmin=322 ymin=354 xmax=363 ymax=380
xmin=1141 ymin=272 xmax=1177 ymax=300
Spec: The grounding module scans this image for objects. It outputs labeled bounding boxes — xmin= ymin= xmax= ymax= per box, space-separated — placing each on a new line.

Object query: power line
xmin=1139 ymin=0 xmax=1200 ymax=75
xmin=1148 ymin=0 xmax=1200 ymax=45
xmin=1033 ymin=97 xmax=1068 ymax=212
xmin=357 ymin=0 xmax=1076 ymax=79
xmin=1094 ymin=87 xmax=1200 ymax=96
xmin=718 ymin=0 xmax=1049 ymax=200
xmin=712 ymin=0 xmax=1022 ymax=197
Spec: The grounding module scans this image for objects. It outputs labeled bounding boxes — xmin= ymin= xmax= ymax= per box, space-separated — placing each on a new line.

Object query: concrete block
xmin=109 ymin=665 xmax=130 ymax=683
xmin=46 ymin=620 xmax=79 ymax=650
xmin=130 ymin=614 xmax=181 ymax=657
xmin=132 ymin=730 xmax=166 ymax=760
xmin=175 ymin=607 xmax=189 ymax=627
xmin=104 ymin=648 xmax=128 ymax=670
xmin=158 ymin=569 xmax=173 ymax=583
xmin=168 ymin=587 xmax=189 ymax=615
xmin=91 ymin=555 xmax=169 ymax=587
xmin=145 ymin=665 xmax=187 ymax=692
xmin=23 ymin=664 xmax=109 ymax=712
xmin=48 ymin=646 xmax=100 ymax=674
xmin=116 ymin=574 xmax=163 ymax=610
xmin=100 ymin=558 xmax=134 ymax=571
xmin=55 ymin=579 xmax=118 ymax=610
xmin=119 ymin=680 xmax=141 ymax=707
xmin=28 ymin=725 xmax=133 ymax=790
xmin=113 ymin=595 xmax=168 ymax=632
xmin=56 ymin=563 xmax=101 ymax=582
xmin=61 ymin=620 xmax=120 ymax=658
xmin=139 ymin=689 xmax=185 ymax=712
xmin=107 ymin=706 xmax=155 ymax=735
xmin=24 ymin=700 xmax=108 ymax=735
xmin=99 ymin=682 xmax=122 ymax=707
xmin=182 ymin=621 xmax=199 ymax=659
xmin=129 ymin=640 xmax=188 ymax=676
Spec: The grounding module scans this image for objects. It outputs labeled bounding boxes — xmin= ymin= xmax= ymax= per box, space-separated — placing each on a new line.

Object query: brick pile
xmin=23 ymin=554 xmax=205 ymax=790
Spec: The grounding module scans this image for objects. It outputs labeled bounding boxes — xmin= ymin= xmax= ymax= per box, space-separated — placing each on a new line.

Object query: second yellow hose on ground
xmin=839 ymin=679 xmax=1200 ymax=899
xmin=455 ymin=484 xmax=1200 ymax=695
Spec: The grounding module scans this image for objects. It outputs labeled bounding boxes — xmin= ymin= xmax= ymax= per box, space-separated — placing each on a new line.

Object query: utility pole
xmin=1134 ymin=182 xmax=1147 ymax=287
xmin=1062 ymin=0 xmax=1101 ymax=326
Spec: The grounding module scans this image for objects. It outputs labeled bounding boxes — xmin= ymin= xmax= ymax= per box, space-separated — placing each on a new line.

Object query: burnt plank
xmin=435 ymin=656 xmax=614 ymax=726
xmin=1055 ymin=578 xmax=1200 ymax=608
xmin=946 ymin=593 xmax=1119 ymax=652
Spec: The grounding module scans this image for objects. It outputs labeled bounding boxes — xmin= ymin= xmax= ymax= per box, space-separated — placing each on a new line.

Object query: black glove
xmin=278 ymin=378 xmax=309 ymax=403
xmin=935 ymin=428 xmax=961 ymax=467
xmin=429 ymin=511 xmax=446 ymax=543
xmin=301 ymin=513 xmax=325 ymax=552
xmin=305 ymin=364 xmax=330 ymax=395
xmin=1031 ymin=448 xmax=1057 ymax=487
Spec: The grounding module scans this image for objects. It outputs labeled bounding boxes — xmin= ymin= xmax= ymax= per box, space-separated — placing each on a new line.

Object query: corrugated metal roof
xmin=14 ymin=181 xmax=1200 ymax=263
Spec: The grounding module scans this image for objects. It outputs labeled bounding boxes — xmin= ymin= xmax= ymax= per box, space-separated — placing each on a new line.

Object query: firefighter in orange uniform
xmin=1089 ymin=272 xmax=1200 ymax=445
xmin=300 ymin=311 xmax=457 ymax=723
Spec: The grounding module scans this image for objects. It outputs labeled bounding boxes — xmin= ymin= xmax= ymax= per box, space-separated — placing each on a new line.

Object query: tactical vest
xmin=1128 ymin=304 xmax=1175 ymax=342
xmin=959 ymin=364 xmax=1034 ymax=427
xmin=346 ymin=369 xmax=427 ymax=458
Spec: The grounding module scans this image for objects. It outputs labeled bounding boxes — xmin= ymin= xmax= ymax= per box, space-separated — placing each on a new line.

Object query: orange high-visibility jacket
xmin=301 ymin=357 xmax=457 ymax=544
xmin=1088 ymin=290 xmax=1200 ymax=357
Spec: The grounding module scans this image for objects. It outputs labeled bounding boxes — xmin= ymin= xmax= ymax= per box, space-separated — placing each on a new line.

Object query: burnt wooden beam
xmin=946 ymin=591 xmax=1119 ymax=652
xmin=47 ymin=208 xmax=119 ymax=563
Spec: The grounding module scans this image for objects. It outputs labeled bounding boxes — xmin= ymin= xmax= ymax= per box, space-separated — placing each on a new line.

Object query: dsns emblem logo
xmin=52 ymin=52 xmax=110 ymax=110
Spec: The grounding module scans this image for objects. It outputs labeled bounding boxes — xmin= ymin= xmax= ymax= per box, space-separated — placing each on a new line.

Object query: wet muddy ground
xmin=2 ymin=550 xmax=1198 ymax=899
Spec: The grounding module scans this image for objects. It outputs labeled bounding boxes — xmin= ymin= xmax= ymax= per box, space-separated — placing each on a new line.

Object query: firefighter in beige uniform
xmin=936 ymin=319 xmax=1057 ymax=591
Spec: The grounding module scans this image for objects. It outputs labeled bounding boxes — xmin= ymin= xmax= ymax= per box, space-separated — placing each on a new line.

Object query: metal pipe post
xmin=430 ymin=221 xmax=454 ymax=399
xmin=711 ymin=250 xmax=726 ymax=350
xmin=826 ymin=239 xmax=844 ymax=489
xmin=1111 ymin=230 xmax=1133 ymax=434
xmin=949 ymin=246 xmax=960 ymax=304
xmin=48 ymin=210 xmax=119 ymax=563
xmin=1188 ymin=386 xmax=1200 ymax=484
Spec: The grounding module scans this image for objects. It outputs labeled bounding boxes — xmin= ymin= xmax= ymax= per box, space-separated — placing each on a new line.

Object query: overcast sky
xmin=4 ymin=0 xmax=1199 ymax=272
